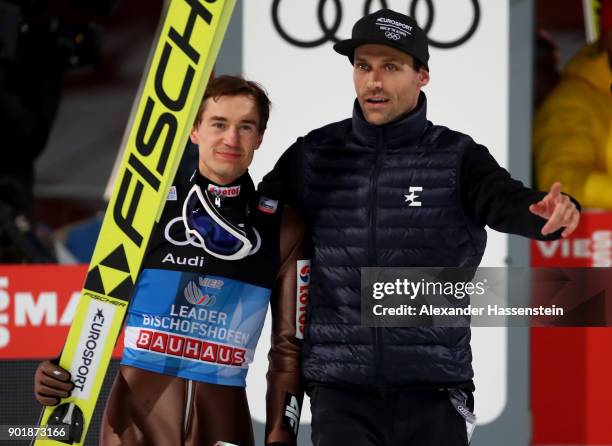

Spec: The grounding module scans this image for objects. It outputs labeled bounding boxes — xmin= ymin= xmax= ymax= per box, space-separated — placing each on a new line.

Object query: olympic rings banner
xmin=243 ymin=0 xmax=510 ymax=426
xmin=270 ymin=0 xmax=481 ymax=49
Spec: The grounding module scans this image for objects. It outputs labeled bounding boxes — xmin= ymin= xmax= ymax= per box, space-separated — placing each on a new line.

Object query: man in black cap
xmin=263 ymin=8 xmax=580 ymax=446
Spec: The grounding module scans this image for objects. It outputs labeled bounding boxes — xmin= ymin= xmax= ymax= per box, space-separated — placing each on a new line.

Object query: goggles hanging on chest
xmin=183 ymin=184 xmax=255 ymax=260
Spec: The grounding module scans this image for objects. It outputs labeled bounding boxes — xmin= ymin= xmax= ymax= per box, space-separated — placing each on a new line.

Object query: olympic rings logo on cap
xmin=385 ymin=31 xmax=401 ymax=40
xmin=271 ymin=0 xmax=481 ymax=50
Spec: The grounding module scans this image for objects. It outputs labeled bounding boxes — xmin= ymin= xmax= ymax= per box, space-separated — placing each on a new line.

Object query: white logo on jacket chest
xmin=404 ymin=187 xmax=423 ymax=207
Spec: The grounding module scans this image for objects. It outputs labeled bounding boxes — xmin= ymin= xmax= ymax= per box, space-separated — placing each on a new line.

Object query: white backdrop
xmin=242 ymin=0 xmax=509 ymax=426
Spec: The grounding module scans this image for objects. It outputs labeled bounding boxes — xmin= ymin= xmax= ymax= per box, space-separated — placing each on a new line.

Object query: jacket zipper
xmin=369 ymin=132 xmax=385 ymax=392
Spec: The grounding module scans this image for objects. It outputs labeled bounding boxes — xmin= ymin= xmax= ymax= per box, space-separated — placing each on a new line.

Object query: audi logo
xmin=271 ymin=0 xmax=481 ymax=49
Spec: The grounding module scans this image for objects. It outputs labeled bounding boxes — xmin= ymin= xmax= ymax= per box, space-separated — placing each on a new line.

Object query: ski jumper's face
xmin=353 ymin=44 xmax=429 ymax=126
xmin=190 ymin=94 xmax=263 ymax=184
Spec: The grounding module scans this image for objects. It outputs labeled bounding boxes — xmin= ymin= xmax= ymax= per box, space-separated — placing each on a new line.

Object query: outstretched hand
xmin=529 ymin=182 xmax=580 ymax=238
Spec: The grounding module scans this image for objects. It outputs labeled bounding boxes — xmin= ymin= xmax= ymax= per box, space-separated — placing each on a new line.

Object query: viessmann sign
xmin=0 ymin=266 xmax=123 ymax=359
xmin=531 ymin=211 xmax=612 ymax=267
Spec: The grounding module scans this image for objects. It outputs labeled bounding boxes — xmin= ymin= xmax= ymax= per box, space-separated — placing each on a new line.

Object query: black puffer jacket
xmin=264 ymin=93 xmax=570 ymax=392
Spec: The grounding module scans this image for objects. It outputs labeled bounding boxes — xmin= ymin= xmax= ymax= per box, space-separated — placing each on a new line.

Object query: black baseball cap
xmin=334 ymin=9 xmax=429 ymax=70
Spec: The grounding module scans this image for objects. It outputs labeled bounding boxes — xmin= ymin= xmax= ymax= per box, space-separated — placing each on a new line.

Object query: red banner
xmin=531 ymin=211 xmax=612 ymax=445
xmin=0 ymin=265 xmax=124 ymax=359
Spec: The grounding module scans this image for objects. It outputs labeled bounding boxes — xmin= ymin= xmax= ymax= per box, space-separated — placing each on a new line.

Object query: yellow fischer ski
xmin=33 ymin=1 xmax=236 ymax=444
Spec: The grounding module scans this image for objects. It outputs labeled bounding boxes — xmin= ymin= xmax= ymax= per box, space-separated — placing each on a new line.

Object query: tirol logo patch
xmin=376 ymin=17 xmax=413 ymax=41
xmin=404 ymin=186 xmax=423 ymax=207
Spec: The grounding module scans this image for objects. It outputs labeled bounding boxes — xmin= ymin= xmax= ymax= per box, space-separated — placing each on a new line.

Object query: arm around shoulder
xmin=265 ymin=206 xmax=309 ymax=445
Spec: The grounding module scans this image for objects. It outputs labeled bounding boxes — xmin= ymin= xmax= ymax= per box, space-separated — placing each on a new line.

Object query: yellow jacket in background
xmin=533 ymin=44 xmax=612 ymax=209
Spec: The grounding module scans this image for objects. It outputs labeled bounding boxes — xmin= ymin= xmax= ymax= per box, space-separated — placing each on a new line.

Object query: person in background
xmin=533 ymin=0 xmax=612 ymax=209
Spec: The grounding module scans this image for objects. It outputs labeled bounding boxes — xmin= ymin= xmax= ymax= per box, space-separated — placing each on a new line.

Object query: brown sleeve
xmin=265 ymin=206 xmax=309 ymax=445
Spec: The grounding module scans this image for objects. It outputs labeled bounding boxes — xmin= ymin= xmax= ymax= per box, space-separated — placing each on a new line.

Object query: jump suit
xmin=100 ymin=171 xmax=306 ymax=446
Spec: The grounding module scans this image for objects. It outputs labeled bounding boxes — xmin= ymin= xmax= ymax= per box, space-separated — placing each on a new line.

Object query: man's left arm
xmin=461 ymin=144 xmax=580 ymax=239
xmin=265 ymin=206 xmax=308 ymax=446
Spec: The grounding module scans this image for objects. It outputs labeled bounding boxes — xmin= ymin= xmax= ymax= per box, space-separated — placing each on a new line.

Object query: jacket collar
xmin=352 ymin=91 xmax=428 ymax=148
xmin=190 ymin=170 xmax=254 ymax=208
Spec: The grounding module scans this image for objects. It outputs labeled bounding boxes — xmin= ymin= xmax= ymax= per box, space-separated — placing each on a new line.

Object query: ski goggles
xmin=183 ymin=184 xmax=254 ymax=260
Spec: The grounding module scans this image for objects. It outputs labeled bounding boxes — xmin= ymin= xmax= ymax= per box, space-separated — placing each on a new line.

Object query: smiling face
xmin=189 ymin=94 xmax=263 ymax=185
xmin=353 ymin=44 xmax=429 ymax=126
